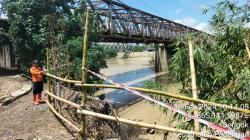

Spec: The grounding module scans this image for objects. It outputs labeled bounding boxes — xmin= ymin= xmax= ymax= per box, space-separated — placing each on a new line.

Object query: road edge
xmin=1 ymin=84 xmax=32 ymax=106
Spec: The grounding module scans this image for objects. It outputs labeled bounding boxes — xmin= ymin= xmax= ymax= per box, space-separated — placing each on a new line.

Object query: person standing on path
xmin=30 ymin=60 xmax=45 ymax=105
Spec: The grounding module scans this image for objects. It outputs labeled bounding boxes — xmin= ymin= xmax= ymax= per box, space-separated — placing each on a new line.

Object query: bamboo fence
xmin=76 ymin=109 xmax=229 ymax=140
xmin=46 ymin=100 xmax=80 ymax=132
xmin=46 ymin=88 xmax=229 ymax=140
xmin=45 ymin=71 xmax=250 ymax=139
xmin=45 ymin=72 xmax=250 ymax=114
xmin=43 ymin=8 xmax=250 ymax=140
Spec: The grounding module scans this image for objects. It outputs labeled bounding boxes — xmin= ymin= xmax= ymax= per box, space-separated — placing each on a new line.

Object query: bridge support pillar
xmin=155 ymin=44 xmax=170 ymax=73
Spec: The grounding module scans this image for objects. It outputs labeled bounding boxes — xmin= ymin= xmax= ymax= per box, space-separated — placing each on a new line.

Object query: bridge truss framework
xmin=86 ymin=0 xmax=200 ymax=43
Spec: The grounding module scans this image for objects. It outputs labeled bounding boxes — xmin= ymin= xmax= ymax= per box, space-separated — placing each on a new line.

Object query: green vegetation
xmin=1 ymin=0 xmax=249 ymax=138
xmin=0 ymin=28 xmax=8 ymax=43
xmin=65 ymin=38 xmax=108 ymax=81
xmin=104 ymin=47 xmax=118 ymax=58
xmin=121 ymin=52 xmax=129 ymax=59
xmin=130 ymin=45 xmax=149 ymax=52
xmin=2 ymin=0 xmax=113 ymax=82
xmin=145 ymin=0 xmax=249 ymax=139
xmin=144 ymin=80 xmax=168 ymax=91
xmin=170 ymin=0 xmax=250 ymax=137
xmin=0 ymin=20 xmax=9 ymax=44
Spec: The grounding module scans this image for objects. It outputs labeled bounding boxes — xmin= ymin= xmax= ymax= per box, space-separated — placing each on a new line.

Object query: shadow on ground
xmin=0 ymin=68 xmax=20 ymax=76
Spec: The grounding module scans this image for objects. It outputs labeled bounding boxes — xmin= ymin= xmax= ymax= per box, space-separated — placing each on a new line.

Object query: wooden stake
xmin=188 ymin=40 xmax=200 ymax=137
xmin=81 ymin=9 xmax=90 ymax=140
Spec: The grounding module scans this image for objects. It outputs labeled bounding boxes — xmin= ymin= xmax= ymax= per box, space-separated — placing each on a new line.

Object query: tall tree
xmin=3 ymin=0 xmax=108 ymax=81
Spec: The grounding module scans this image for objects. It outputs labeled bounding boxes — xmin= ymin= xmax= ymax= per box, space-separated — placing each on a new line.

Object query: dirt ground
xmin=0 ymin=81 xmax=75 ymax=140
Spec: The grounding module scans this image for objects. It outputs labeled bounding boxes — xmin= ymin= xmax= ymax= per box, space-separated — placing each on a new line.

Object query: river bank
xmin=101 ymin=52 xmax=154 ymax=76
xmin=118 ymin=83 xmax=181 ymax=140
xmin=99 ymin=53 xmax=183 ymax=139
xmin=99 ymin=52 xmax=157 ymax=108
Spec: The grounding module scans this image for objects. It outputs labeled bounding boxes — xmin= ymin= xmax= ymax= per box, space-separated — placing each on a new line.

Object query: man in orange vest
xmin=30 ymin=60 xmax=45 ymax=105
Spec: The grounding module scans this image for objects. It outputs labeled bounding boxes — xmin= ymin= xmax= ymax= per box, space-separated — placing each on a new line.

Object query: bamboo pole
xmin=46 ymin=48 xmax=52 ymax=103
xmin=57 ymin=82 xmax=62 ymax=114
xmin=46 ymin=100 xmax=80 ymax=132
xmin=46 ymin=90 xmax=81 ymax=109
xmin=44 ymin=72 xmax=250 ymax=114
xmin=81 ymin=9 xmax=90 ymax=140
xmin=52 ymin=80 xmax=56 ymax=107
xmin=45 ymin=73 xmax=81 ymax=84
xmin=244 ymin=39 xmax=250 ymax=59
xmin=76 ymin=109 xmax=228 ymax=140
xmin=67 ymin=47 xmax=71 ymax=96
xmin=46 ymin=87 xmax=229 ymax=140
xmin=78 ymin=84 xmax=250 ymax=113
xmin=188 ymin=40 xmax=200 ymax=136
xmin=45 ymin=70 xmax=250 ymax=114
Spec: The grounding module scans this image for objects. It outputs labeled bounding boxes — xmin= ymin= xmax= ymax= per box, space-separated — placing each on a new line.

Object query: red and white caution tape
xmin=84 ymin=68 xmax=250 ymax=140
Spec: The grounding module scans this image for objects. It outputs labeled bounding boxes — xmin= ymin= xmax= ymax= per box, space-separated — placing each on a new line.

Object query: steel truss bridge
xmin=86 ymin=0 xmax=201 ymax=43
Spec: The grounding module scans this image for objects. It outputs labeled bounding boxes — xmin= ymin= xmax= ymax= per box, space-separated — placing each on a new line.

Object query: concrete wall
xmin=0 ymin=19 xmax=15 ymax=69
xmin=0 ymin=45 xmax=13 ymax=68
xmin=155 ymin=45 xmax=171 ymax=73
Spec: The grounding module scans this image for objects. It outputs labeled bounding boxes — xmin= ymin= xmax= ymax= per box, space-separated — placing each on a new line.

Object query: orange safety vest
xmin=30 ymin=66 xmax=43 ymax=82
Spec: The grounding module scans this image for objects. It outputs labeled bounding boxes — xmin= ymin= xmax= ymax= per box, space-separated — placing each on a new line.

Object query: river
xmin=99 ymin=52 xmax=168 ymax=108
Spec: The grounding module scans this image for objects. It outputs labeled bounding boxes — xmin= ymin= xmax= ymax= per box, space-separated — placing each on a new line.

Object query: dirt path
xmin=0 ymin=91 xmax=75 ymax=140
